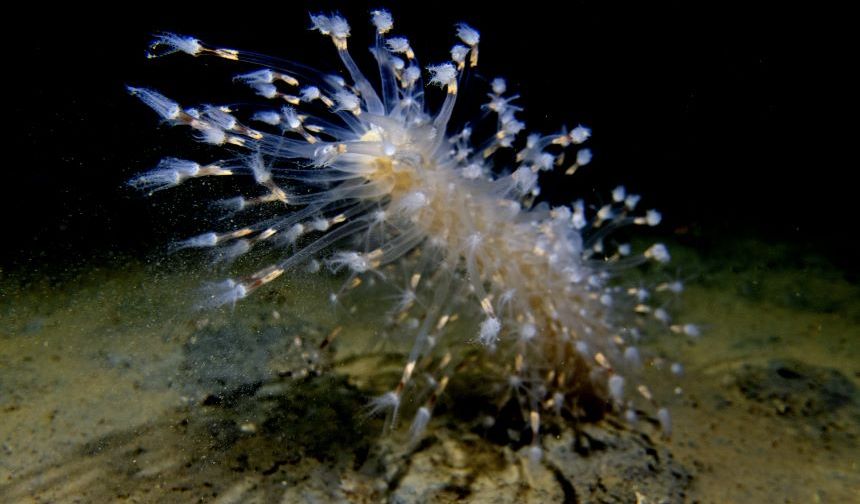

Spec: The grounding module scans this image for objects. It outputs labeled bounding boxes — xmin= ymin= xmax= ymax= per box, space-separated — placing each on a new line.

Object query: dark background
xmin=5 ymin=2 xmax=850 ymax=276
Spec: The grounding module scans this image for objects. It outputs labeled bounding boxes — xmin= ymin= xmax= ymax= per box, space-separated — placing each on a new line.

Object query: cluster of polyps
xmin=130 ymin=10 xmax=694 ymax=461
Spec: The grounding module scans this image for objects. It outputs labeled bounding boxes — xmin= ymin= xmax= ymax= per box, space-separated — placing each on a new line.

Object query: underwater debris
xmin=129 ymin=10 xmax=694 ymax=458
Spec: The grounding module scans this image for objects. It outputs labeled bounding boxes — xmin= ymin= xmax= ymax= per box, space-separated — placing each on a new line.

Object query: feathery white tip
xmin=456 ymin=23 xmax=480 ymax=46
xmin=202 ymin=278 xmax=247 ymax=308
xmin=328 ymin=251 xmax=369 ymax=273
xmin=251 ymin=110 xmax=281 ymax=126
xmin=409 ymin=406 xmax=432 ymax=441
xmin=236 ymin=68 xmax=274 ymax=85
xmin=427 ymin=63 xmax=457 ymax=87
xmin=512 ymin=167 xmax=539 ymax=194
xmin=645 ymin=209 xmax=662 ymax=226
xmin=461 ymin=163 xmax=483 ymax=179
xmin=645 ymin=243 xmax=671 ymax=263
xmin=401 ymin=65 xmax=421 ymax=87
xmin=309 ymin=14 xmax=331 ymax=35
xmin=299 ymin=86 xmax=322 ymax=102
xmin=450 ymin=44 xmax=469 ymax=65
xmin=371 ymin=9 xmax=393 ymax=34
xmin=333 ymin=91 xmax=361 ymax=112
xmin=519 ymin=322 xmax=537 ymax=341
xmin=608 ymin=374 xmax=625 ymax=404
xmin=623 ymin=346 xmax=642 ymax=368
xmin=128 ymin=157 xmax=200 ymax=191
xmin=570 ymin=124 xmax=591 ymax=144
xmin=397 ymin=191 xmax=429 ymax=214
xmin=624 ymin=409 xmax=638 ymax=425
xmin=576 ymin=148 xmax=593 ymax=166
xmin=682 ymin=323 xmax=700 ymax=338
xmin=491 ymin=77 xmax=507 ymax=95
xmin=248 ymin=154 xmax=271 ymax=184
xmin=527 ymin=445 xmax=543 ymax=464
xmin=657 ymin=407 xmax=672 ymax=437
xmin=386 ymin=37 xmax=412 ymax=54
xmin=149 ymin=33 xmax=202 ymax=57
xmin=281 ymin=106 xmax=302 ymax=130
xmin=127 ymin=87 xmax=180 ymax=121
xmin=310 ymin=218 xmax=330 ymax=232
xmin=368 ymin=391 xmax=401 ymax=418
xmin=198 ymin=126 xmax=226 ymax=145
xmin=624 ymin=194 xmax=641 ymax=210
xmin=329 ymin=15 xmax=351 ymax=39
xmin=175 ymin=232 xmax=218 ymax=249
xmin=478 ymin=317 xmax=501 ymax=347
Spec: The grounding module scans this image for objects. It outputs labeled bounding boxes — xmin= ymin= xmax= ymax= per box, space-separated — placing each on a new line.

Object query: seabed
xmin=1 ymin=237 xmax=858 ymax=503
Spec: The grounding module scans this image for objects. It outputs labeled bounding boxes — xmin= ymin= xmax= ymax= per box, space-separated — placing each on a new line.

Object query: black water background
xmin=4 ymin=2 xmax=851 ymax=282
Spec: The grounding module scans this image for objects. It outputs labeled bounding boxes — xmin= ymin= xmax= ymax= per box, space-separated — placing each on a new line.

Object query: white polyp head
xmin=427 ymin=63 xmax=457 ymax=88
xmin=597 ymin=204 xmax=613 ymax=222
xmin=527 ymin=445 xmax=543 ymax=464
xmin=657 ymin=407 xmax=672 ymax=437
xmin=253 ymin=83 xmax=278 ymax=99
xmin=519 ymin=322 xmax=537 ymax=341
xmin=199 ymin=126 xmax=226 ymax=145
xmin=386 ymin=37 xmax=411 ymax=54
xmin=330 ymin=251 xmax=368 ymax=273
xmin=456 ymin=23 xmax=480 ymax=46
xmin=285 ymin=223 xmax=305 ymax=243
xmin=371 ymin=9 xmax=393 ymax=34
xmin=329 ymin=16 xmax=351 ymax=39
xmin=281 ymin=106 xmax=302 ymax=130
xmin=646 ymin=209 xmax=662 ymax=226
xmin=300 ymin=86 xmax=321 ymax=102
xmin=646 ymin=243 xmax=671 ymax=263
xmin=624 ymin=346 xmax=642 ymax=368
xmin=310 ymin=14 xmax=350 ymax=40
xmin=570 ymin=124 xmax=591 ymax=144
xmin=478 ymin=317 xmax=501 ymax=347
xmin=512 ymin=166 xmax=538 ymax=194
xmin=252 ymin=110 xmax=281 ymax=125
xmin=451 ymin=45 xmax=469 ymax=65
xmin=150 ymin=33 xmax=202 ymax=57
xmin=625 ymin=193 xmax=641 ymax=210
xmin=236 ymin=68 xmax=274 ymax=84
xmin=491 ymin=77 xmax=507 ymax=95
xmin=249 ymin=156 xmax=271 ymax=184
xmin=608 ymin=374 xmax=625 ymax=404
xmin=409 ymin=406 xmax=432 ymax=440
xmin=398 ymin=191 xmax=428 ymax=214
xmin=624 ymin=409 xmax=638 ymax=425
xmin=401 ymin=66 xmax=421 ymax=86
xmin=334 ymin=91 xmax=360 ymax=112
xmin=309 ymin=14 xmax=331 ymax=34
xmin=461 ymin=163 xmax=483 ymax=179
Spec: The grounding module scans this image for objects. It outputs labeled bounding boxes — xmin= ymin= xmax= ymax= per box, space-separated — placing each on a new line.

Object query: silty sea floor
xmin=1 ymin=236 xmax=858 ymax=503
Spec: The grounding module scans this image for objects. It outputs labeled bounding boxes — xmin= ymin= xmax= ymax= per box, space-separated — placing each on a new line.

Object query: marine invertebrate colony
xmin=130 ymin=10 xmax=691 ymax=460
